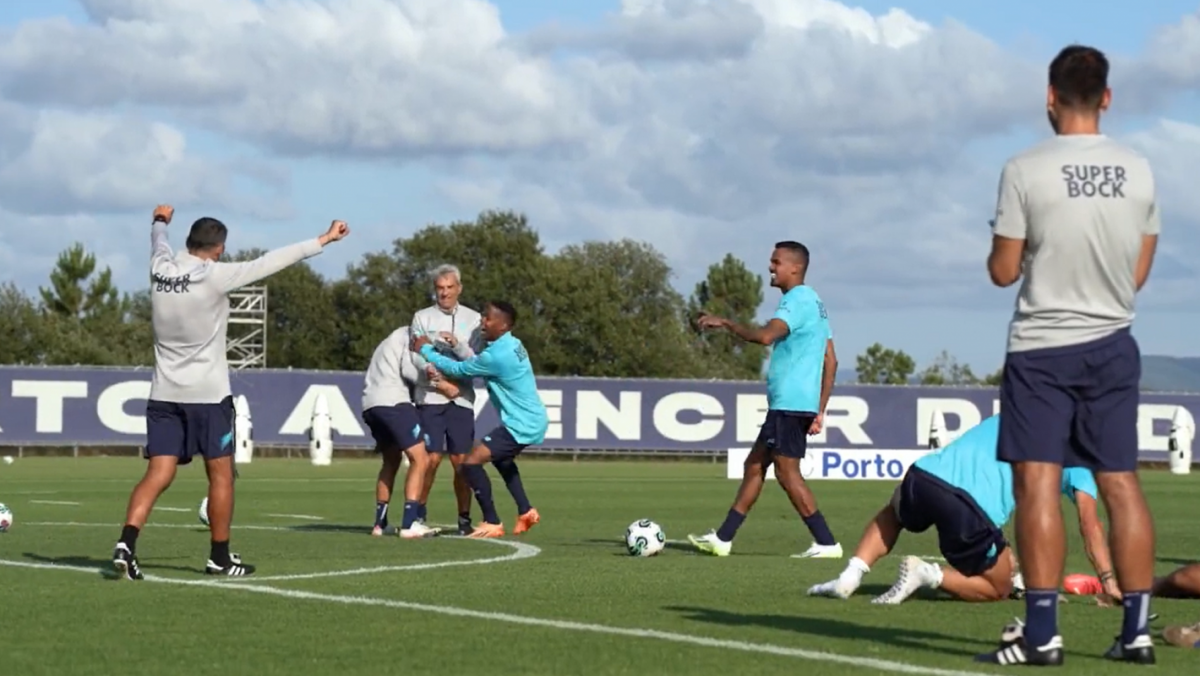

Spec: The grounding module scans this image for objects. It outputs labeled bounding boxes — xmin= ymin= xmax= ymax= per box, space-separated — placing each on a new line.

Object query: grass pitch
xmin=1 ymin=458 xmax=1197 ymax=675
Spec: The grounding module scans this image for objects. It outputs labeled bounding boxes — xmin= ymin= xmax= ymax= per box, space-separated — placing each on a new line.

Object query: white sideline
xmin=29 ymin=500 xmax=81 ymax=506
xmin=1 ymin=558 xmax=996 ymax=676
xmin=265 ymin=513 xmax=325 ymax=521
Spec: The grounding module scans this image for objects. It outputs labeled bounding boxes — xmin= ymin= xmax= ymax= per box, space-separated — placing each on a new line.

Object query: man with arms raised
xmin=410 ymin=264 xmax=481 ymax=535
xmin=412 ymin=301 xmax=545 ymax=538
xmin=113 ymin=205 xmax=349 ymax=579
xmin=977 ymin=44 xmax=1160 ymax=666
xmin=361 ymin=324 xmax=458 ymax=539
xmin=808 ymin=415 xmax=1118 ymax=606
xmin=687 ymin=241 xmax=841 ymax=559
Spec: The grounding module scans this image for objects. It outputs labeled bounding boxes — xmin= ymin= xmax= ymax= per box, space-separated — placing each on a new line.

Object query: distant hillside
xmin=835 ymin=356 xmax=1200 ymax=393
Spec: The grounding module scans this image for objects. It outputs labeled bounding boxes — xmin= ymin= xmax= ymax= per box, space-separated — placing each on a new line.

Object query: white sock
xmin=849 ymin=556 xmax=871 ymax=574
xmin=928 ymin=563 xmax=945 ymax=588
xmin=839 ymin=557 xmax=870 ymax=586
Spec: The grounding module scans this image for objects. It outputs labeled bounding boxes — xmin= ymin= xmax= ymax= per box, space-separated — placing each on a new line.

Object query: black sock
xmin=120 ymin=524 xmax=140 ymax=551
xmin=374 ymin=501 xmax=389 ymax=529
xmin=458 ymin=511 xmax=472 ymax=525
xmin=210 ymin=540 xmax=232 ymax=567
xmin=461 ymin=464 xmax=500 ymax=524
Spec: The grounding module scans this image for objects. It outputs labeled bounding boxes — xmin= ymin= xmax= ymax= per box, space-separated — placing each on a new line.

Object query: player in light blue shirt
xmin=809 ymin=415 xmax=1119 ymax=606
xmin=687 ymin=241 xmax=841 ymax=559
xmin=412 ymin=300 xmax=548 ymax=539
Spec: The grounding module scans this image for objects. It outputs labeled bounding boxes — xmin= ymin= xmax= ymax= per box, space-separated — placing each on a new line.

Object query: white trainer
xmin=687 ymin=531 xmax=732 ymax=557
xmin=807 ymin=575 xmax=859 ymax=599
xmin=871 ymin=555 xmax=940 ymax=605
xmin=791 ymin=542 xmax=844 ymax=559
xmin=399 ymin=522 xmax=441 ymax=539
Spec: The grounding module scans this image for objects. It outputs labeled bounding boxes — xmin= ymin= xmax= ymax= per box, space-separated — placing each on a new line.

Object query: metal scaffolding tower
xmin=227 ymin=285 xmax=268 ymax=369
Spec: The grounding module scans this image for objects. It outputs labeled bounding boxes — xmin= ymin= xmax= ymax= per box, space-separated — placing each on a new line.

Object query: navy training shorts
xmin=363 ymin=403 xmax=426 ymax=451
xmin=145 ymin=396 xmax=235 ymax=466
xmin=481 ymin=426 xmax=527 ymax=463
xmin=998 ymin=327 xmax=1141 ymax=473
xmin=894 ymin=466 xmax=1008 ymax=577
xmin=418 ymin=403 xmax=476 ymax=455
xmin=754 ymin=410 xmax=816 ymax=459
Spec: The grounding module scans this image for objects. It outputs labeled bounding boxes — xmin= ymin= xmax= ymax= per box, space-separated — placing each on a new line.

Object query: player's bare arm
xmin=318 ymin=219 xmax=350 ymax=246
xmin=697 ymin=313 xmax=789 ymax=345
xmin=811 ymin=339 xmax=837 ymax=434
xmin=1135 ymin=234 xmax=1157 ymax=291
xmin=987 ymin=235 xmax=1025 ymax=287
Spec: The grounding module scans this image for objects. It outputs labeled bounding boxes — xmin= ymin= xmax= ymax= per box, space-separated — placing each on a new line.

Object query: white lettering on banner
xmin=735 ymin=394 xmax=768 ymax=443
xmin=727 ymin=448 xmax=933 ymax=480
xmin=539 ymin=390 xmax=563 ymax=440
xmin=12 ymin=380 xmax=88 ymax=433
xmin=279 ymin=385 xmax=364 ymax=437
xmin=653 ymin=392 xmax=722 ymax=443
xmin=576 ymin=391 xmax=641 ymax=440
xmin=805 ymin=396 xmax=872 ymax=445
xmin=97 ymin=381 xmax=151 ymax=435
xmin=993 ymin=399 xmax=1001 ymax=416
xmin=915 ymin=398 xmax=982 ymax=446
xmin=1139 ymin=404 xmax=1196 ymax=451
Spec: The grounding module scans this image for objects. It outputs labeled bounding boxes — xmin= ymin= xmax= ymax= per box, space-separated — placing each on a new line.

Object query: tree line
xmin=0 ymin=210 xmax=993 ymax=385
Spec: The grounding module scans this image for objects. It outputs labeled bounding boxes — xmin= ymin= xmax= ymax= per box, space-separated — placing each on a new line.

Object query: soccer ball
xmin=198 ymin=497 xmax=209 ymax=526
xmin=625 ymin=519 xmax=665 ymax=557
xmin=0 ymin=503 xmax=12 ymax=532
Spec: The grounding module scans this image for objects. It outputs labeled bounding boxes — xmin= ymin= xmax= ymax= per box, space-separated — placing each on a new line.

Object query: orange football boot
xmin=513 ymin=507 xmax=541 ymax=534
xmin=468 ymin=522 xmax=505 ymax=538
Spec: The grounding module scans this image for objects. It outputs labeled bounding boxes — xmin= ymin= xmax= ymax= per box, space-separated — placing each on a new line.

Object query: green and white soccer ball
xmin=0 ymin=503 xmax=13 ymax=532
xmin=198 ymin=497 xmax=209 ymax=526
xmin=625 ymin=519 xmax=665 ymax=557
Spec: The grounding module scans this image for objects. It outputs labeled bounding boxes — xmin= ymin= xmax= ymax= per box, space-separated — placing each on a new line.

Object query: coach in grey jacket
xmin=409 ymin=263 xmax=483 ymax=534
xmin=111 ymin=204 xmax=350 ymax=581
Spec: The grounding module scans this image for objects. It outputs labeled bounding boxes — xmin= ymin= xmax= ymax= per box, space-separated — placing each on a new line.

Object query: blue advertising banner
xmin=0 ymin=366 xmax=1195 ymax=462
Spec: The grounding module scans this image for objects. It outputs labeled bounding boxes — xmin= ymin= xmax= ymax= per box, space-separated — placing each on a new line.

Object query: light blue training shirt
xmin=419 ymin=331 xmax=548 ymax=445
xmin=912 ymin=415 xmax=1099 ymax=528
xmin=767 ymin=285 xmax=832 ymax=413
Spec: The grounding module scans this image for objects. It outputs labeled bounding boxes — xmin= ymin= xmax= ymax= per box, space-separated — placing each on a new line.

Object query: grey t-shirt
xmin=148 ymin=222 xmax=324 ymax=404
xmin=361 ymin=326 xmax=421 ymax=411
xmin=991 ymin=135 xmax=1161 ymax=353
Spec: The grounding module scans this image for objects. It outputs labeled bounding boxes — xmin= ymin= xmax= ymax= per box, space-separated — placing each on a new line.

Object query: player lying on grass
xmin=412 ymin=300 xmax=548 ymax=538
xmin=1067 ymin=561 xmax=1200 ymax=601
xmin=808 ymin=414 xmax=1118 ymax=604
xmin=361 ymin=325 xmax=459 ymax=539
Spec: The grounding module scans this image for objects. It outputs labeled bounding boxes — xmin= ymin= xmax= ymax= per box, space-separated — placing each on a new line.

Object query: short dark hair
xmin=186 ymin=217 xmax=228 ymax=252
xmin=1049 ymin=45 xmax=1109 ymax=109
xmin=774 ymin=240 xmax=810 ymax=267
xmin=487 ymin=300 xmax=518 ymax=326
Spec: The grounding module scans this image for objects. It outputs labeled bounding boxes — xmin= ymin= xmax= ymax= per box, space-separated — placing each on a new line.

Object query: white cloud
xmin=0 ymin=0 xmax=1197 ymax=317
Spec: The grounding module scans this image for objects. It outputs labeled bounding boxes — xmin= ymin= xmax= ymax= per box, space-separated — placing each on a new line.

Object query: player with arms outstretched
xmin=687 ymin=241 xmax=841 ymax=559
xmin=411 ymin=300 xmax=547 ymax=538
xmin=808 ymin=415 xmax=1117 ymax=605
xmin=113 ymin=205 xmax=349 ymax=580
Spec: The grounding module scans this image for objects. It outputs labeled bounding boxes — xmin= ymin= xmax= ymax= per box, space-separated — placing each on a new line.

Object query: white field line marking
xmin=156 ymin=507 xmax=192 ymax=513
xmin=29 ymin=500 xmax=81 ymax=506
xmin=0 ymin=559 xmax=1000 ymax=676
xmin=10 ymin=491 xmax=59 ymax=495
xmin=25 ymin=522 xmax=539 ymax=582
xmin=265 ymin=513 xmax=325 ymax=521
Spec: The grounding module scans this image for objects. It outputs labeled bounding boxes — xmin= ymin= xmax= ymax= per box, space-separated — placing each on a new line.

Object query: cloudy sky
xmin=1 ymin=0 xmax=1198 ymax=373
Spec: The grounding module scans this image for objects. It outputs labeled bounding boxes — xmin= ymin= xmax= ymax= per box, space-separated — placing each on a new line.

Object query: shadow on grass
xmin=22 ymin=552 xmax=205 ymax=577
xmin=1157 ymin=556 xmax=1195 ymax=567
xmin=665 ymin=605 xmax=991 ymax=657
xmin=288 ymin=523 xmax=372 ymax=535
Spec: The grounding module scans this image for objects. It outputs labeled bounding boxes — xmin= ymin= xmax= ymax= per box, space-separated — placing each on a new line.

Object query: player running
xmin=808 ymin=415 xmax=1117 ymax=605
xmin=361 ymin=325 xmax=455 ymax=539
xmin=687 ymin=241 xmax=841 ymax=559
xmin=411 ymin=300 xmax=547 ymax=538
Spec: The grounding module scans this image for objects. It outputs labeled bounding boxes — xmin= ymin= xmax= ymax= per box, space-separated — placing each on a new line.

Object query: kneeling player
xmin=413 ymin=301 xmax=548 ymax=538
xmin=361 ymin=325 xmax=443 ymax=539
xmin=808 ymin=415 xmax=1117 ymax=604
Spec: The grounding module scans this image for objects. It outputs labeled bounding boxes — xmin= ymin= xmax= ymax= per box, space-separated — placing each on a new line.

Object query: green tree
xmin=982 ymin=368 xmax=1003 ymax=386
xmin=686 ymin=253 xmax=766 ymax=379
xmin=39 ymin=243 xmax=122 ymax=321
xmin=918 ymin=350 xmax=980 ymax=385
xmin=0 ymin=283 xmax=46 ymax=364
xmin=541 ymin=240 xmax=702 ymax=378
xmin=856 ymin=343 xmax=916 ymax=385
xmin=333 ymin=211 xmax=548 ymax=369
xmin=229 ymin=249 xmax=342 ymax=369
